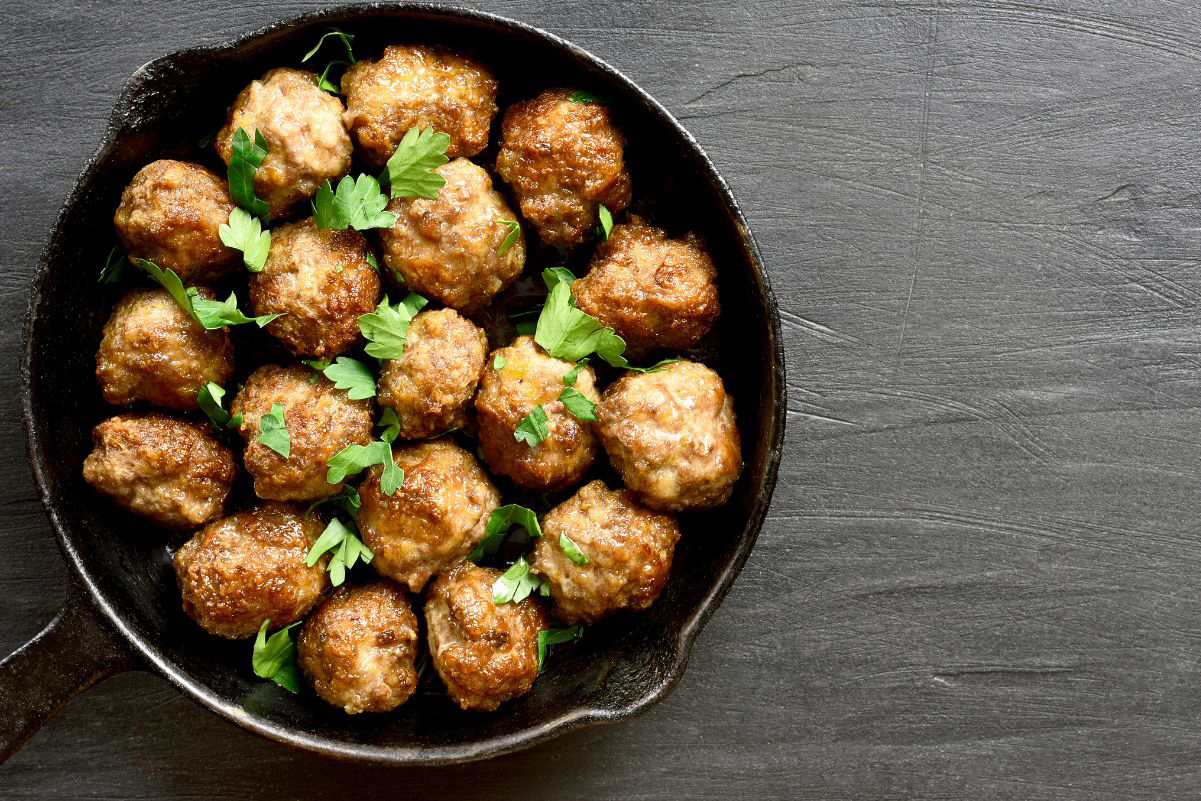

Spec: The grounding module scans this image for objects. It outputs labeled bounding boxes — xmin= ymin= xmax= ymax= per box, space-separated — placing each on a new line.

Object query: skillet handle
xmin=0 ymin=579 xmax=134 ymax=762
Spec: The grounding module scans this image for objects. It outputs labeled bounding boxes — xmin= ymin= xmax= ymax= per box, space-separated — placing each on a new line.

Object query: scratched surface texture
xmin=2 ymin=0 xmax=1200 ymax=798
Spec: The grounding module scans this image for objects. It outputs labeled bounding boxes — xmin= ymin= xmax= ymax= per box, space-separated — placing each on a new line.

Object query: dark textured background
xmin=3 ymin=0 xmax=1201 ymax=798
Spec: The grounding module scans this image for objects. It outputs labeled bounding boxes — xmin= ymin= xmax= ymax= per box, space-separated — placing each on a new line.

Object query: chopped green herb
xmin=306 ymin=485 xmax=361 ymax=519
xmin=313 ymin=174 xmax=397 ymax=231
xmin=325 ymin=439 xmax=403 ymax=495
xmin=497 ymin=219 xmax=520 ymax=256
xmin=383 ymin=127 xmax=451 ymax=199
xmin=623 ymin=358 xmax=681 ymax=373
xmin=218 ymin=207 xmax=271 ymax=272
xmin=137 ymin=258 xmax=281 ymax=330
xmin=537 ymin=625 xmax=583 ymax=671
xmin=315 ymin=59 xmax=350 ymax=93
xmin=514 ymin=404 xmax=550 ymax=447
xmin=509 ymin=307 xmax=541 ymax=336
xmin=558 ymin=387 xmax=597 ymax=422
xmin=365 ymin=252 xmax=380 ymax=272
xmin=561 ymin=357 xmax=589 ymax=387
xmin=252 ymin=620 xmax=302 ymax=692
xmin=318 ymin=356 xmax=376 ymax=400
xmin=542 ymin=267 xmax=577 ymax=297
xmin=99 ymin=247 xmax=126 ymax=285
xmin=227 ymin=127 xmax=269 ymax=221
xmin=305 ymin=517 xmax=373 ymax=587
xmin=558 ymin=533 xmax=590 ymax=565
xmin=597 ymin=204 xmax=614 ymax=240
xmin=492 ymin=556 xmax=548 ymax=605
xmin=569 ymin=90 xmax=606 ymax=105
xmin=302 ymin=28 xmax=355 ymax=63
xmin=468 ymin=504 xmax=543 ymax=563
xmin=377 ymin=407 xmax=401 ymax=444
xmin=257 ymin=402 xmax=290 ymax=458
xmin=197 ymin=382 xmax=243 ymax=430
xmin=359 ymin=293 xmax=429 ymax=360
xmin=493 ymin=354 xmax=507 ymax=370
xmin=534 ymin=280 xmax=627 ymax=365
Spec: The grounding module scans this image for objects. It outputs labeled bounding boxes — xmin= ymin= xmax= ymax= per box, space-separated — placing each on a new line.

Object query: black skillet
xmin=0 ymin=4 xmax=786 ymax=764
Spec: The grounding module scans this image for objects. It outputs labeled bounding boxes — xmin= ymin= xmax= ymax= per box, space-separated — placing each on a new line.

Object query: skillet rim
xmin=19 ymin=2 xmax=786 ymax=765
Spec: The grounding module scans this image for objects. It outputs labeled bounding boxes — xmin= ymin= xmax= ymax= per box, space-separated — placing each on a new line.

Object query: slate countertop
xmin=4 ymin=1 xmax=1201 ymax=798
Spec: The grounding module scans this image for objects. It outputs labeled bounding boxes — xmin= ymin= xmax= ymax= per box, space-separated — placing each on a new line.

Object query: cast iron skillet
xmin=0 ymin=3 xmax=784 ymax=765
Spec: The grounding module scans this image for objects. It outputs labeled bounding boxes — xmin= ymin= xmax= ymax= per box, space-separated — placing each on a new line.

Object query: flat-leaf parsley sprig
xmin=313 ymin=174 xmax=397 ymax=231
xmin=227 ymin=127 xmax=270 ymax=221
xmin=305 ymin=517 xmax=373 ymax=587
xmin=382 ymin=127 xmax=451 ymax=199
xmin=252 ymin=620 xmax=302 ymax=692
xmin=219 ymin=207 xmax=271 ymax=272
xmin=469 ymin=504 xmax=544 ymax=562
xmin=137 ymin=259 xmax=281 ymax=330
xmin=302 ymin=28 xmax=356 ymax=94
xmin=358 ymin=293 xmax=429 ymax=360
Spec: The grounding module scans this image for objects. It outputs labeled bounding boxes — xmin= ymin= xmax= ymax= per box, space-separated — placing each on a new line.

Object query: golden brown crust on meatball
xmin=172 ymin=502 xmax=327 ymax=639
xmin=378 ymin=158 xmax=524 ymax=313
xmin=597 ymin=361 xmax=741 ymax=511
xmin=216 ymin=68 xmax=352 ymax=218
xmin=495 ymin=88 xmax=632 ymax=247
xmin=341 ymin=45 xmax=498 ymax=168
xmin=95 ymin=287 xmax=234 ymax=411
xmin=425 ymin=562 xmax=548 ymax=711
xmin=298 ymin=581 xmax=419 ymax=714
xmin=230 ymin=365 xmax=374 ymax=501
xmin=358 ymin=440 xmax=499 ymax=592
xmin=534 ymin=480 xmax=680 ymax=623
xmin=113 ymin=160 xmax=239 ymax=282
xmin=474 ymin=336 xmax=599 ymax=492
xmin=573 ymin=218 xmax=720 ymax=358
xmin=248 ymin=218 xmax=380 ymax=359
xmin=82 ymin=412 xmax=236 ymax=529
xmin=377 ymin=308 xmax=488 ymax=440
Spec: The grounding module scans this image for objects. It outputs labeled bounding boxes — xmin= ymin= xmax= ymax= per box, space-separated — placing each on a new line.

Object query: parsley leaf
xmin=359 ymin=293 xmax=429 ymax=360
xmin=319 ymin=356 xmax=376 ymax=400
xmin=257 ymin=402 xmax=290 ymax=458
xmin=219 ymin=207 xmax=271 ymax=272
xmin=561 ymin=357 xmax=589 ymax=387
xmin=307 ymin=485 xmax=361 ymax=519
xmin=252 ymin=620 xmax=302 ymax=692
xmin=509 ymin=308 xmax=541 ymax=336
xmin=537 ymin=625 xmax=583 ymax=672
xmin=325 ymin=437 xmax=403 ymax=495
xmin=383 ymin=127 xmax=451 ymax=199
xmin=99 ymin=247 xmax=126 ymax=285
xmin=136 ymin=258 xmax=280 ymax=330
xmin=514 ymin=404 xmax=550 ymax=447
xmin=622 ymin=358 xmax=681 ymax=373
xmin=543 ymin=267 xmax=577 ymax=295
xmin=558 ymin=387 xmax=597 ymax=422
xmin=468 ymin=504 xmax=543 ymax=563
xmin=493 ymin=354 xmax=507 ymax=370
xmin=198 ymin=382 xmax=243 ymax=430
xmin=498 ymin=219 xmax=520 ymax=256
xmin=305 ymin=517 xmax=373 ymax=587
xmin=569 ymin=90 xmax=606 ymax=105
xmin=135 ymin=259 xmax=193 ymax=320
xmin=377 ymin=407 xmax=401 ymax=444
xmin=302 ymin=28 xmax=355 ymax=63
xmin=597 ymin=204 xmax=614 ymax=240
xmin=227 ymin=127 xmax=269 ymax=221
xmin=313 ymin=174 xmax=397 ymax=231
xmin=534 ymin=281 xmax=627 ymax=365
xmin=492 ymin=556 xmax=548 ymax=605
xmin=558 ymin=533 xmax=590 ymax=565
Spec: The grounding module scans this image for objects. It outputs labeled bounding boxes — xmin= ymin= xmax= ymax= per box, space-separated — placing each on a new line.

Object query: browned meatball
xmin=340 ymin=45 xmax=498 ymax=168
xmin=534 ymin=480 xmax=680 ymax=623
xmin=495 ymin=88 xmax=632 ymax=247
xmin=95 ymin=287 xmax=234 ymax=411
xmin=248 ymin=218 xmax=380 ymax=359
xmin=172 ymin=502 xmax=327 ymax=639
xmin=377 ymin=308 xmax=487 ymax=440
xmin=216 ymin=68 xmax=352 ymax=218
xmin=113 ymin=160 xmax=239 ymax=282
xmin=82 ymin=412 xmax=236 ymax=529
xmin=358 ymin=440 xmax=499 ymax=592
xmin=230 ymin=365 xmax=374 ymax=501
xmin=425 ymin=562 xmax=548 ymax=711
xmin=474 ymin=336 xmax=599 ymax=492
xmin=573 ymin=218 xmax=720 ymax=358
xmin=597 ymin=361 xmax=741 ymax=511
xmin=297 ymin=581 xmax=419 ymax=714
xmin=377 ymin=158 xmax=524 ymax=313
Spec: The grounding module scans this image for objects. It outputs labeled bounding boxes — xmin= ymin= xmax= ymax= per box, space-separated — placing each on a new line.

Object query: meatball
xmin=358 ymin=440 xmax=499 ymax=592
xmin=230 ymin=365 xmax=374 ymax=501
xmin=474 ymin=336 xmax=600 ymax=492
xmin=534 ymin=480 xmax=680 ymax=623
xmin=95 ymin=287 xmax=234 ymax=411
xmin=495 ymin=88 xmax=632 ymax=247
xmin=82 ymin=412 xmax=236 ymax=529
xmin=172 ymin=502 xmax=327 ymax=639
xmin=216 ymin=68 xmax=352 ymax=218
xmin=248 ymin=218 xmax=380 ymax=359
xmin=112 ymin=159 xmax=239 ymax=282
xmin=340 ymin=45 xmax=498 ymax=168
xmin=596 ymin=361 xmax=741 ymax=511
xmin=297 ymin=581 xmax=419 ymax=714
xmin=378 ymin=158 xmax=524 ymax=313
xmin=377 ymin=308 xmax=488 ymax=439
xmin=425 ymin=562 xmax=548 ymax=711
xmin=572 ymin=218 xmax=720 ymax=358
